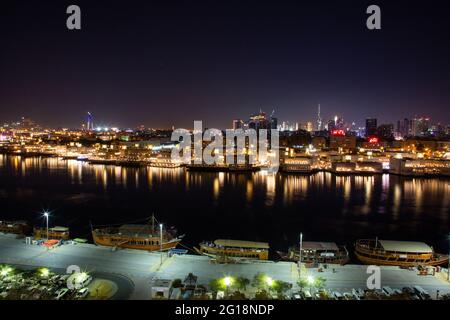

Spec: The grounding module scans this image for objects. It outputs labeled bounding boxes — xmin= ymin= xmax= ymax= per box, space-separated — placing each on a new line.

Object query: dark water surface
xmin=0 ymin=155 xmax=449 ymax=254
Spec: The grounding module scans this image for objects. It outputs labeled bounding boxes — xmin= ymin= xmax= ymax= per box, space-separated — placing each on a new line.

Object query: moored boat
xmin=194 ymin=239 xmax=269 ymax=262
xmin=33 ymin=226 xmax=70 ymax=240
xmin=0 ymin=220 xmax=30 ymax=235
xmin=355 ymin=239 xmax=449 ymax=267
xmin=277 ymin=241 xmax=349 ymax=265
xmin=92 ymin=216 xmax=182 ymax=251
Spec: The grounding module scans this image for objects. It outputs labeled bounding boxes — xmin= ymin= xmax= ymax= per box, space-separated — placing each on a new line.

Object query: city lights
xmin=265 ymin=276 xmax=274 ymax=287
xmin=223 ymin=276 xmax=233 ymax=287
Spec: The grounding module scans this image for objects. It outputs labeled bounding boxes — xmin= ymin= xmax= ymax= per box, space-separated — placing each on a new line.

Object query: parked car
xmin=55 ymin=288 xmax=69 ymax=300
xmin=382 ymin=286 xmax=394 ymax=297
xmin=332 ymin=291 xmax=344 ymax=300
xmin=76 ymin=287 xmax=89 ymax=299
xmin=413 ymin=286 xmax=430 ymax=300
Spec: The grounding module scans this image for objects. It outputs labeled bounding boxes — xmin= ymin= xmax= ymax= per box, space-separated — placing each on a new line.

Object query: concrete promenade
xmin=1 ymin=233 xmax=449 ymax=299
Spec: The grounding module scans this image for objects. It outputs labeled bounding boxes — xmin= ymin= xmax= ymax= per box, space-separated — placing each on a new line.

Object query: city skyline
xmin=1 ymin=1 xmax=450 ymax=129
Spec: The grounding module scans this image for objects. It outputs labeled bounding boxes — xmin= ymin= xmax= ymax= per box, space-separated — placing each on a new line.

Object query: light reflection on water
xmin=1 ymin=155 xmax=449 ymax=249
xmin=1 ymin=155 xmax=449 ymax=216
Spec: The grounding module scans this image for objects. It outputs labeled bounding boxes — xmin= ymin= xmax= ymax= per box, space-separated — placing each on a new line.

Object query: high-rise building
xmin=270 ymin=116 xmax=278 ymax=130
xmin=396 ymin=118 xmax=410 ymax=137
xmin=232 ymin=119 xmax=244 ymax=130
xmin=377 ymin=124 xmax=394 ymax=139
xmin=248 ymin=110 xmax=274 ymax=130
xmin=317 ymin=104 xmax=323 ymax=131
xmin=20 ymin=117 xmax=37 ymax=130
xmin=411 ymin=117 xmax=430 ymax=136
xmin=334 ymin=115 xmax=345 ymax=130
xmin=86 ymin=112 xmax=94 ymax=131
xmin=365 ymin=118 xmax=378 ymax=137
xmin=327 ymin=119 xmax=336 ymax=132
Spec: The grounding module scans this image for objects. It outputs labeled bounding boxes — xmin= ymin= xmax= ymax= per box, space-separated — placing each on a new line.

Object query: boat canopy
xmin=214 ymin=239 xmax=269 ymax=249
xmin=302 ymin=242 xmax=339 ymax=251
xmin=50 ymin=226 xmax=69 ymax=232
xmin=378 ymin=240 xmax=432 ymax=253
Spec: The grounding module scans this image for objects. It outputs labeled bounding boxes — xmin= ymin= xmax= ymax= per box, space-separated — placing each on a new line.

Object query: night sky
xmin=1 ymin=0 xmax=449 ymax=129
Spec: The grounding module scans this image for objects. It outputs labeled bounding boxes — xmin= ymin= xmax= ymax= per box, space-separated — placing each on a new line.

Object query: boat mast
xmin=375 ymin=236 xmax=378 ymax=248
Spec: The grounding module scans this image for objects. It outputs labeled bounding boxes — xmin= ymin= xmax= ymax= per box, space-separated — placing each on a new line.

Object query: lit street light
xmin=223 ymin=276 xmax=233 ymax=287
xmin=40 ymin=268 xmax=49 ymax=278
xmin=265 ymin=276 xmax=274 ymax=288
xmin=223 ymin=276 xmax=233 ymax=296
xmin=43 ymin=212 xmax=49 ymax=240
xmin=307 ymin=275 xmax=315 ymax=295
xmin=0 ymin=266 xmax=12 ymax=277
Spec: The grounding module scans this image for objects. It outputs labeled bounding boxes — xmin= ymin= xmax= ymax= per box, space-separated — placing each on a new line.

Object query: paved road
xmin=308 ymin=264 xmax=450 ymax=297
xmin=1 ymin=233 xmax=449 ymax=299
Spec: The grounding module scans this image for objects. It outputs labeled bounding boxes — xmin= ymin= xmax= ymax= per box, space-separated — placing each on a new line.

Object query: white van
xmin=76 ymin=287 xmax=89 ymax=299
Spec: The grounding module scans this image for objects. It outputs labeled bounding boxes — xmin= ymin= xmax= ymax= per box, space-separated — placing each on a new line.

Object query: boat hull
xmin=354 ymin=239 xmax=449 ymax=267
xmin=355 ymin=251 xmax=448 ymax=267
xmin=195 ymin=242 xmax=269 ymax=261
xmin=92 ymin=231 xmax=180 ymax=251
xmin=276 ymin=250 xmax=349 ymax=265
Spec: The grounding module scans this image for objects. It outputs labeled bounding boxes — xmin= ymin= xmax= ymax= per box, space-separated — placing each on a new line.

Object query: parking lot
xmin=0 ymin=265 xmax=93 ymax=300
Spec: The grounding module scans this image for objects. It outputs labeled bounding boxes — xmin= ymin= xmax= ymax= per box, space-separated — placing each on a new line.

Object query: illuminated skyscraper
xmin=86 ymin=112 xmax=94 ymax=131
xmin=317 ymin=104 xmax=322 ymax=131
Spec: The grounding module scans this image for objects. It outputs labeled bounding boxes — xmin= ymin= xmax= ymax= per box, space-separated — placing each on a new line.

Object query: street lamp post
xmin=159 ymin=223 xmax=163 ymax=265
xmin=43 ymin=212 xmax=49 ymax=240
xmin=299 ymin=232 xmax=303 ymax=279
xmin=223 ymin=276 xmax=232 ymax=297
xmin=447 ymin=234 xmax=450 ymax=282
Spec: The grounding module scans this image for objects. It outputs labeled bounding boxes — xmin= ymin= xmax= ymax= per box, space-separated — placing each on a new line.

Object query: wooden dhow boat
xmin=92 ymin=215 xmax=183 ymax=251
xmin=195 ymin=239 xmax=269 ymax=262
xmin=355 ymin=239 xmax=448 ymax=267
xmin=277 ymin=241 xmax=349 ymax=265
xmin=0 ymin=220 xmax=30 ymax=235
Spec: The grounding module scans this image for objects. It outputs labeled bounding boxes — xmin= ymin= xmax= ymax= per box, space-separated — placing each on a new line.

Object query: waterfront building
xmin=329 ymin=135 xmax=357 ymax=153
xmin=331 ymin=161 xmax=356 ymax=173
xmin=311 ymin=136 xmax=326 ymax=150
xmin=355 ymin=161 xmax=383 ymax=174
xmin=280 ymin=157 xmax=313 ymax=173
xmin=390 ymin=157 xmax=450 ymax=176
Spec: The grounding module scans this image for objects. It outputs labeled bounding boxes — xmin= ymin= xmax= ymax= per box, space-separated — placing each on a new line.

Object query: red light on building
xmin=368 ymin=136 xmax=379 ymax=144
xmin=331 ymin=129 xmax=345 ymax=136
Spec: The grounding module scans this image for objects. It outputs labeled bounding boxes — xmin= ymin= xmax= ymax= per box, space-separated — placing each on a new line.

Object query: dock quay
xmin=1 ymin=233 xmax=449 ymax=300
